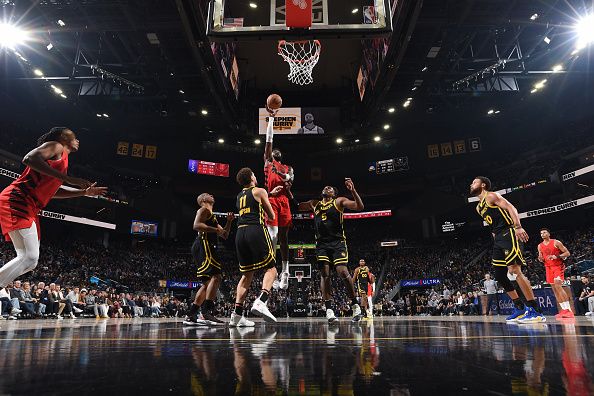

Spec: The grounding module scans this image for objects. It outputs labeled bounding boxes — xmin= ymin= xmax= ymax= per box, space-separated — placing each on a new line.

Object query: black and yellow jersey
xmin=314 ymin=199 xmax=345 ymax=242
xmin=476 ymin=194 xmax=514 ymax=233
xmin=356 ymin=266 xmax=369 ymax=283
xmin=236 ymin=187 xmax=264 ymax=226
xmin=198 ymin=211 xmax=219 ymax=244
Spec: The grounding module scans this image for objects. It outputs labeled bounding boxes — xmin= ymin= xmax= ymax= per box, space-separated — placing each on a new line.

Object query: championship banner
xmin=40 ymin=210 xmax=116 ymax=230
xmin=562 ymin=164 xmax=594 ymax=182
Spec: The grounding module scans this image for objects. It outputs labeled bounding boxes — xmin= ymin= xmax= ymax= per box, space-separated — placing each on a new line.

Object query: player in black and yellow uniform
xmin=471 ymin=176 xmax=545 ymax=323
xmin=231 ymin=167 xmax=281 ymax=327
xmin=185 ymin=193 xmax=234 ymax=327
xmin=298 ymin=178 xmax=364 ymax=323
xmin=353 ymin=259 xmax=374 ymax=319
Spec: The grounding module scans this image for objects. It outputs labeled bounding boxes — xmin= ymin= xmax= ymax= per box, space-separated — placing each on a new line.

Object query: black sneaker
xmin=202 ymin=312 xmax=225 ymax=326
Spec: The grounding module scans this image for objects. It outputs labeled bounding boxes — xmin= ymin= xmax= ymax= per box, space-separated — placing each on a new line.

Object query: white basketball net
xmin=278 ymin=40 xmax=321 ymax=85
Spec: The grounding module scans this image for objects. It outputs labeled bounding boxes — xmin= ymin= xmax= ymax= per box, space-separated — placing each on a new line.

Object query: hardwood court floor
xmin=0 ymin=316 xmax=593 ymax=395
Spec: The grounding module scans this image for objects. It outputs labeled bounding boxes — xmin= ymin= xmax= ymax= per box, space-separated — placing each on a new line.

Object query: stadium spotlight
xmin=575 ymin=14 xmax=594 ymax=50
xmin=46 ymin=43 xmax=53 ymax=51
xmin=218 ymin=138 xmax=224 ymax=144
xmin=201 ymin=109 xmax=208 ymax=115
xmin=531 ymin=88 xmax=538 ymax=94
xmin=421 ymin=66 xmax=428 ymax=72
xmin=52 ymin=86 xmax=63 ymax=94
xmin=383 ymin=124 xmax=390 ymax=130
xmin=249 ymin=3 xmax=258 ymax=8
xmin=178 ymin=89 xmax=185 ymax=94
xmin=487 ymin=109 xmax=494 ymax=115
xmin=534 ymin=79 xmax=547 ymax=89
xmin=352 ymin=8 xmax=358 ymax=14
xmin=254 ymin=139 xmax=261 ymax=145
xmin=388 ymin=107 xmax=395 ymax=113
xmin=103 ymin=113 xmax=109 ymax=118
xmin=336 ymin=137 xmax=343 ymax=144
xmin=374 ymin=136 xmax=381 ymax=142
xmin=552 ymin=64 xmax=563 ymax=72
xmin=57 ymin=19 xmax=66 ymax=27
xmin=543 ymin=36 xmax=551 ymax=45
xmin=411 ymin=86 xmax=417 ymax=91
xmin=33 ymin=69 xmax=43 ymax=76
xmin=59 ymin=94 xmax=67 ymax=99
xmin=355 ymin=139 xmax=360 ymax=143
xmin=530 ymin=13 xmax=538 ymax=21
xmin=0 ymin=23 xmax=29 ymax=48
xmin=96 ymin=114 xmax=102 ymax=118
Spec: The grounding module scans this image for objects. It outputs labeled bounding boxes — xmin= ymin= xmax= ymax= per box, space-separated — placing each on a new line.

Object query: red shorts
xmin=0 ymin=199 xmax=40 ymax=241
xmin=545 ymin=264 xmax=565 ymax=284
xmin=267 ymin=195 xmax=292 ymax=228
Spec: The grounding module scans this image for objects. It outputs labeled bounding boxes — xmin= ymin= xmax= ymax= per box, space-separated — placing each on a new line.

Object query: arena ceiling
xmin=0 ymin=0 xmax=592 ymax=151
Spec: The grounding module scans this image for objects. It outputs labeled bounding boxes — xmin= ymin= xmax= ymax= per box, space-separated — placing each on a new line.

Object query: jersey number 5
xmin=321 ymin=213 xmax=327 ymax=221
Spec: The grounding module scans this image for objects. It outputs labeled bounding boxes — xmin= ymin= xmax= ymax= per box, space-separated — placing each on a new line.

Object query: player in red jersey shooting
xmin=263 ymin=104 xmax=294 ymax=290
xmin=0 ymin=127 xmax=107 ymax=288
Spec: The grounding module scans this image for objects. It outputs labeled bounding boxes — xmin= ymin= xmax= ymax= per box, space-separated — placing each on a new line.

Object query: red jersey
xmin=264 ymin=159 xmax=290 ymax=198
xmin=538 ymin=239 xmax=563 ymax=267
xmin=0 ymin=152 xmax=68 ymax=239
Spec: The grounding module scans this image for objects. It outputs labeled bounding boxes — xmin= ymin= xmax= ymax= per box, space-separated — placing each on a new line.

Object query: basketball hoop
xmin=278 ymin=40 xmax=321 ymax=85
xmin=295 ymin=270 xmax=304 ymax=283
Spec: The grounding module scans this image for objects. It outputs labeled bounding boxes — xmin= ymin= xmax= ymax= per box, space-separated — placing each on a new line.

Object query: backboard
xmin=207 ymin=0 xmax=393 ymax=41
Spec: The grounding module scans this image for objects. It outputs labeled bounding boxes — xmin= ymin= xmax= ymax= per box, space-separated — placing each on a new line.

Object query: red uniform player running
xmin=537 ymin=228 xmax=573 ymax=319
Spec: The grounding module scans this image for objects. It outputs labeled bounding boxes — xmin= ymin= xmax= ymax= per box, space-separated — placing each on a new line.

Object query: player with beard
xmin=537 ymin=228 xmax=573 ymax=319
xmin=184 ymin=193 xmax=234 ymax=326
xmin=470 ymin=176 xmax=545 ymax=323
xmin=298 ymin=179 xmax=364 ymax=323
xmin=263 ymin=110 xmax=294 ymax=291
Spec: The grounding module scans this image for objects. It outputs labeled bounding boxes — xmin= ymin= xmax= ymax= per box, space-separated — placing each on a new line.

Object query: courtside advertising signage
xmin=258 ymin=107 xmax=340 ymax=135
xmin=401 ymin=279 xmax=442 ymax=287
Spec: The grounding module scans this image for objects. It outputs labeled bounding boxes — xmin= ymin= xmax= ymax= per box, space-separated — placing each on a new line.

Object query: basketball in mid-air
xmin=266 ymin=94 xmax=283 ymax=111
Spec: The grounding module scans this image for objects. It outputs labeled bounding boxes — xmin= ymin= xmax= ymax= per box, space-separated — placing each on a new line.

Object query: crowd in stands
xmin=0 ymin=218 xmax=591 ymax=320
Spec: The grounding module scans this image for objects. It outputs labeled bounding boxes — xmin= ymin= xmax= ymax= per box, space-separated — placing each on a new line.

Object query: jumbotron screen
xmin=188 ymin=159 xmax=230 ymax=177
xmin=130 ymin=220 xmax=158 ymax=236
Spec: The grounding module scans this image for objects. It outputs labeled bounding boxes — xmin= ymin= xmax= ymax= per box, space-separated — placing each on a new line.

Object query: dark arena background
xmin=0 ymin=0 xmax=593 ymax=395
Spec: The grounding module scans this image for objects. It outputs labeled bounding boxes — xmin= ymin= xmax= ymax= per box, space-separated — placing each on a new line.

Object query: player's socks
xmin=325 ymin=300 xmax=333 ymax=310
xmin=282 ymin=260 xmax=289 ymax=274
xmin=351 ymin=298 xmax=358 ymax=307
xmin=259 ymin=289 xmax=270 ymax=303
xmin=525 ymin=300 xmax=538 ymax=309
xmin=188 ymin=303 xmax=200 ymax=319
xmin=513 ymin=298 xmax=525 ymax=311
xmin=234 ymin=303 xmax=244 ymax=316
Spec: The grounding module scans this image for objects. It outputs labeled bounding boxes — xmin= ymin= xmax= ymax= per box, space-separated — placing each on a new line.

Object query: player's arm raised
xmin=263 ymin=111 xmax=276 ymax=162
xmin=253 ymin=187 xmax=275 ymax=221
xmin=297 ymin=199 xmax=318 ymax=212
xmin=337 ymin=178 xmax=364 ymax=211
xmin=553 ymin=240 xmax=571 ymax=260
xmin=219 ymin=212 xmax=235 ymax=240
xmin=487 ymin=192 xmax=527 ymax=242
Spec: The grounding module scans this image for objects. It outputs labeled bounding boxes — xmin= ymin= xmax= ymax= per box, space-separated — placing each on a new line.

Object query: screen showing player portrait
xmin=130 ymin=220 xmax=158 ymax=236
xmin=258 ymin=107 xmax=340 ymax=135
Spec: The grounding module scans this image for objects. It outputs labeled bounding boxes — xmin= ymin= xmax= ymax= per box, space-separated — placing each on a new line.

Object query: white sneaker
xmin=279 ymin=272 xmax=290 ymax=290
xmin=73 ymin=307 xmax=83 ymax=313
xmin=251 ymin=298 xmax=277 ymax=323
xmin=11 ymin=308 xmax=21 ymax=315
xmin=326 ymin=308 xmax=338 ymax=323
xmin=272 ymin=279 xmax=280 ymax=290
xmin=56 ymin=315 xmax=63 ymax=320
xmin=229 ymin=312 xmax=255 ymax=327
xmin=7 ymin=315 xmax=17 ymax=320
xmin=351 ymin=304 xmax=363 ymax=322
xmin=70 ymin=313 xmax=76 ymax=319
xmin=585 ymin=312 xmax=594 ymax=316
